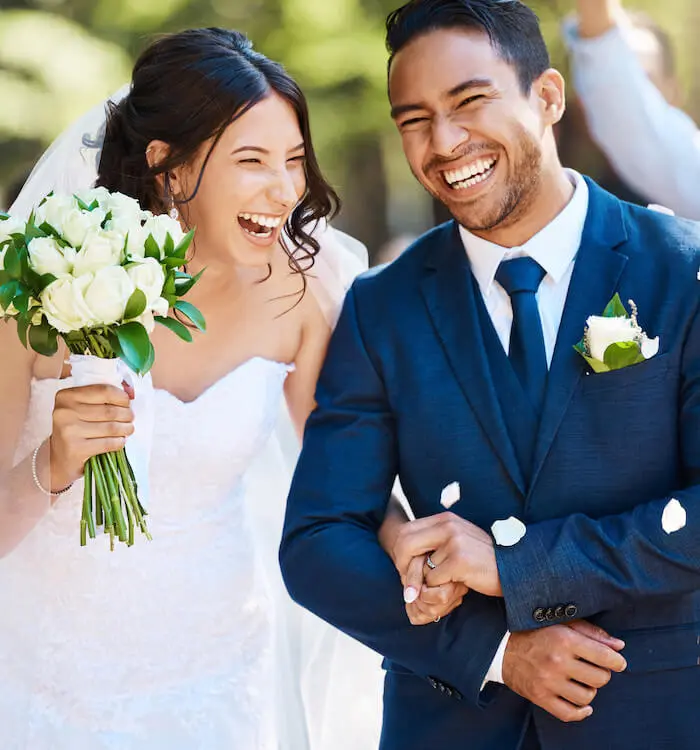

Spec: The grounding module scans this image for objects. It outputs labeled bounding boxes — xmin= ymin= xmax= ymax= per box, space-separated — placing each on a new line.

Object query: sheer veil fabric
xmin=7 ymin=87 xmax=383 ymax=749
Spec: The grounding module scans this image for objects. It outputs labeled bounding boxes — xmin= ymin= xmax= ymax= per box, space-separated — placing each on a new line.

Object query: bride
xmin=0 ymin=27 xmax=382 ymax=749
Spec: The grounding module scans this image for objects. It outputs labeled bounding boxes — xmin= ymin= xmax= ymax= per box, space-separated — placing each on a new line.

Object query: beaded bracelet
xmin=31 ymin=445 xmax=74 ymax=497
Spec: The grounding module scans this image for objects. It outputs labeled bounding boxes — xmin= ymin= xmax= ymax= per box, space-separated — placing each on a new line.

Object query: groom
xmin=281 ymin=1 xmax=700 ymax=748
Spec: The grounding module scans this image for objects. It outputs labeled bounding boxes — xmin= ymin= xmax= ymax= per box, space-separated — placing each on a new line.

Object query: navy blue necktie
xmin=495 ymin=257 xmax=548 ymax=415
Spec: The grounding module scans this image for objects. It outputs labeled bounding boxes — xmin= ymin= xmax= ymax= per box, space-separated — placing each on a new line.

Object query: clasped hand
xmin=379 ymin=510 xmax=627 ymax=723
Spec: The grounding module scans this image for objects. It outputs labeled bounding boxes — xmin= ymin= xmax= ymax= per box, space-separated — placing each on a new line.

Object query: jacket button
xmin=565 ymin=604 xmax=578 ymax=618
xmin=554 ymin=605 xmax=566 ymax=619
xmin=545 ymin=607 xmax=556 ymax=621
xmin=428 ymin=677 xmax=439 ymax=690
xmin=533 ymin=607 xmax=546 ymax=623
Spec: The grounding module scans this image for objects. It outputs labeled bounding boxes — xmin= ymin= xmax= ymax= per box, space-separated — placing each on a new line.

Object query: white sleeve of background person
xmin=563 ymin=20 xmax=700 ymax=220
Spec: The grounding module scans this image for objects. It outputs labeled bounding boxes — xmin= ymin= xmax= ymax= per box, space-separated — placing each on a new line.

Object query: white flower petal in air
xmin=641 ymin=336 xmax=660 ymax=360
xmin=661 ymin=498 xmax=687 ymax=535
xmin=647 ymin=204 xmax=675 ymax=216
xmin=491 ymin=517 xmax=527 ymax=547
xmin=440 ymin=482 xmax=461 ymax=509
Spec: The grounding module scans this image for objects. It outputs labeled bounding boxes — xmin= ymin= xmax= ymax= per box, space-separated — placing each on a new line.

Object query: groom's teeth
xmin=443 ymin=157 xmax=497 ymax=188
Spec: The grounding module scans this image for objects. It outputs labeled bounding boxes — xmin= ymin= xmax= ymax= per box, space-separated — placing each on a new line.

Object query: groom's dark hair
xmin=386 ymin=0 xmax=550 ymax=94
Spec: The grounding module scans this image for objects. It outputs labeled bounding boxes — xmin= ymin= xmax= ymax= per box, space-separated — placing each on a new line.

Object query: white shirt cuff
xmin=481 ymin=631 xmax=511 ymax=690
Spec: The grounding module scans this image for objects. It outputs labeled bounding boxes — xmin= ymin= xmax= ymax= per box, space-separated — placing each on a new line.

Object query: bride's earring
xmin=164 ymin=173 xmax=180 ymax=221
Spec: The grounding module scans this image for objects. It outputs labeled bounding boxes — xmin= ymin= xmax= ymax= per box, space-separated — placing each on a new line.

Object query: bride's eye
xmin=239 ymin=158 xmax=262 ymax=164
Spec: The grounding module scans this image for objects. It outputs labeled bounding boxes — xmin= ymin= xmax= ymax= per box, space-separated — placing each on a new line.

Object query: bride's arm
xmin=0 ymin=322 xmax=136 ymax=557
xmin=283 ymin=301 xmax=331 ymax=440
xmin=0 ymin=322 xmax=55 ymax=557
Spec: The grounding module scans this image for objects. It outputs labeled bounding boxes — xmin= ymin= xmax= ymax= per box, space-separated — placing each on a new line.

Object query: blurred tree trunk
xmin=336 ymin=135 xmax=389 ymax=261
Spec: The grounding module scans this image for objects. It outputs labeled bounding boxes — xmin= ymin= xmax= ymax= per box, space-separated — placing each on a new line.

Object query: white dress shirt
xmin=458 ymin=169 xmax=590 ymax=686
xmin=563 ymin=19 xmax=700 ymax=221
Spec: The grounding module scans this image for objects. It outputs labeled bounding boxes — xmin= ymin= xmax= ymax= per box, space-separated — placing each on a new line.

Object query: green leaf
xmin=162 ymin=274 xmax=176 ymax=298
xmin=602 ymin=293 xmax=629 ymax=319
xmin=0 ymin=212 xmax=9 ymax=221
xmin=0 ymin=280 xmax=20 ymax=310
xmin=38 ymin=273 xmax=57 ymax=292
xmin=164 ymin=232 xmax=175 ymax=256
xmin=16 ymin=315 xmax=30 ymax=348
xmin=114 ymin=322 xmax=151 ymax=375
xmin=174 ymin=300 xmax=206 ymax=332
xmin=155 ymin=315 xmax=193 ymax=342
xmin=144 ymin=234 xmax=161 ymax=260
xmin=163 ymin=256 xmax=187 ymax=269
xmin=142 ymin=339 xmax=155 ymax=374
xmin=124 ymin=289 xmax=148 ymax=320
xmin=115 ymin=322 xmax=151 ymax=375
xmin=24 ymin=220 xmax=46 ymax=242
xmin=3 ymin=244 xmax=21 ymax=279
xmin=74 ymin=195 xmax=99 ymax=212
xmin=13 ymin=290 xmax=30 ymax=314
xmin=28 ymin=323 xmax=58 ymax=357
xmin=603 ymin=341 xmax=645 ymax=371
xmin=581 ymin=353 xmax=610 ymax=373
xmin=174 ymin=268 xmax=204 ymax=297
xmin=173 ymin=229 xmax=195 ymax=259
xmin=0 ymin=270 xmax=10 ymax=287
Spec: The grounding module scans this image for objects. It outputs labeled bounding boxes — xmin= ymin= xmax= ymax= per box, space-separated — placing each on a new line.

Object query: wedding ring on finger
xmin=434 ymin=616 xmax=441 ymax=623
xmin=426 ymin=554 xmax=437 ymax=570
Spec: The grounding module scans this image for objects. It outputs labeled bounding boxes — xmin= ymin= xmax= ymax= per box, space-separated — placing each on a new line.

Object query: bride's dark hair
xmin=97 ymin=27 xmax=339 ymax=267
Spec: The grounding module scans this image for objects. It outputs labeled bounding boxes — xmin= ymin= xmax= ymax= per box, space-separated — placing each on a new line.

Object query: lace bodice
xmin=0 ymin=357 xmax=294 ymax=750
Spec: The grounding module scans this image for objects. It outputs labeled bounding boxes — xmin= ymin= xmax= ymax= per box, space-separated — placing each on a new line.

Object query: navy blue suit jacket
xmin=281 ymin=180 xmax=700 ymax=749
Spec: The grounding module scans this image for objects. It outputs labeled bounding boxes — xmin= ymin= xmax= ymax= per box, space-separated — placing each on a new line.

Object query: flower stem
xmin=81 ymin=460 xmax=96 ymax=543
xmin=100 ymin=453 xmax=127 ymax=543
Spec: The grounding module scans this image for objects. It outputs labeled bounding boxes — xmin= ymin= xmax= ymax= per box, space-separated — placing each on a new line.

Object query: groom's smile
xmin=388 ymin=25 xmax=568 ymax=245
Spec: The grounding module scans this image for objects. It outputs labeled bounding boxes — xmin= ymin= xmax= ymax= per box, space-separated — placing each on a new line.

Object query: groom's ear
xmin=532 ymin=69 xmax=566 ymax=129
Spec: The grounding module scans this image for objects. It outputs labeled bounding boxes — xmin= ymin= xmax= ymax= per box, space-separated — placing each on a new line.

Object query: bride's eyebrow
xmin=232 ymin=143 xmax=306 ymax=155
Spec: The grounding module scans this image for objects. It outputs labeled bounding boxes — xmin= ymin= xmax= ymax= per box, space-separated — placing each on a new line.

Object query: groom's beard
xmin=421 ymin=126 xmax=544 ymax=234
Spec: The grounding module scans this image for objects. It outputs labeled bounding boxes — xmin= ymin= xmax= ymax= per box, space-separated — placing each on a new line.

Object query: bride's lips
xmin=237 ymin=212 xmax=285 ymax=247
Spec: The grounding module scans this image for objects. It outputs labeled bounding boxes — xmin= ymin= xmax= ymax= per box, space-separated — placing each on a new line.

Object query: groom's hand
xmin=503 ymin=620 xmax=627 ymax=723
xmin=393 ymin=512 xmax=502 ymax=597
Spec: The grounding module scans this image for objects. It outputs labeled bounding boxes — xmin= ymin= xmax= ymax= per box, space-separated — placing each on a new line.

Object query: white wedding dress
xmin=2 ymin=85 xmax=383 ymax=750
xmin=0 ymin=356 xmax=383 ymax=750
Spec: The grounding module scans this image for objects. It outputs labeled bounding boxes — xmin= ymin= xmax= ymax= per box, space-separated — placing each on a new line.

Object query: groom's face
xmin=389 ymin=27 xmax=552 ymax=233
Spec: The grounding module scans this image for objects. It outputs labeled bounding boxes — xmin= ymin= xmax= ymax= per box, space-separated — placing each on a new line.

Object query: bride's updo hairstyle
xmin=97 ymin=27 xmax=338 ymax=262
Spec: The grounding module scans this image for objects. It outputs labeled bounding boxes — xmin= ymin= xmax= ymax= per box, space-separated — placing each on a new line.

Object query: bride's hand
xmin=378 ymin=501 xmax=468 ymax=625
xmin=401 ymin=553 xmax=468 ymax=626
xmin=49 ymin=384 xmax=134 ymax=491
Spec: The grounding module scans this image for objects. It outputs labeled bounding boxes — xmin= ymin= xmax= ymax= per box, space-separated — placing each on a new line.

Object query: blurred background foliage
xmin=0 ymin=0 xmax=697 ymax=260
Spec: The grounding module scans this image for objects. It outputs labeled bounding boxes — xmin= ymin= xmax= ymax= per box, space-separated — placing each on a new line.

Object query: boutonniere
xmin=574 ymin=294 xmax=660 ymax=373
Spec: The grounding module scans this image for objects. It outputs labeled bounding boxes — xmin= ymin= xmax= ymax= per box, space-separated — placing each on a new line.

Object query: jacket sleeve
xmin=280 ymin=283 xmax=508 ymax=706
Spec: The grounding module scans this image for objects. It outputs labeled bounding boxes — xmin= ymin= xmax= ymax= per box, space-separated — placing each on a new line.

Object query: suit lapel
xmin=528 ymin=180 xmax=630 ymax=495
xmin=420 ymin=223 xmax=527 ymax=495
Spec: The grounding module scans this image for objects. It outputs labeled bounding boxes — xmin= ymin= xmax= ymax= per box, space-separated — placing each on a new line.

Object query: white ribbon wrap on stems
xmin=68 ymin=355 xmax=154 ymax=509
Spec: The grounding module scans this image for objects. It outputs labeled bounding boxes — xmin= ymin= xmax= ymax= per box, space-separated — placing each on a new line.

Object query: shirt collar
xmin=458 ymin=169 xmax=589 ymax=296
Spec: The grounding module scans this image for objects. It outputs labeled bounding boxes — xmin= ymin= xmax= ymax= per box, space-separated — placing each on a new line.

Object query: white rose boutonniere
xmin=574 ymin=294 xmax=659 ymax=373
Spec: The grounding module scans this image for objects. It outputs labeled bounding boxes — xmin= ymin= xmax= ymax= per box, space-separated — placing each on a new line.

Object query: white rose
xmin=126 ymin=225 xmax=148 ymax=259
xmin=74 ymin=186 xmax=111 ymax=208
xmin=27 ymin=237 xmax=76 ymax=277
xmin=35 ymin=194 xmax=77 ymax=233
xmin=135 ymin=297 xmax=169 ymax=334
xmin=83 ymin=266 xmax=135 ymax=325
xmin=41 ymin=275 xmax=96 ymax=332
xmin=151 ymin=297 xmax=169 ymax=317
xmin=586 ymin=316 xmax=638 ymax=361
xmin=0 ymin=215 xmax=25 ymax=243
xmin=143 ymin=213 xmax=185 ymax=250
xmin=126 ymin=258 xmax=165 ymax=306
xmin=73 ymin=230 xmax=125 ymax=276
xmin=107 ymin=192 xmax=146 ymax=223
xmin=61 ymin=207 xmax=106 ymax=248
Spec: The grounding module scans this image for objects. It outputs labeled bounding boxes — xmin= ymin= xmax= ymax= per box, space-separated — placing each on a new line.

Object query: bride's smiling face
xmin=171 ymin=93 xmax=308 ymax=268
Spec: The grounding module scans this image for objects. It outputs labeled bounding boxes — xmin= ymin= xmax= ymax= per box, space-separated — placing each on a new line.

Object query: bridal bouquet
xmin=0 ymin=187 xmax=205 ymax=548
